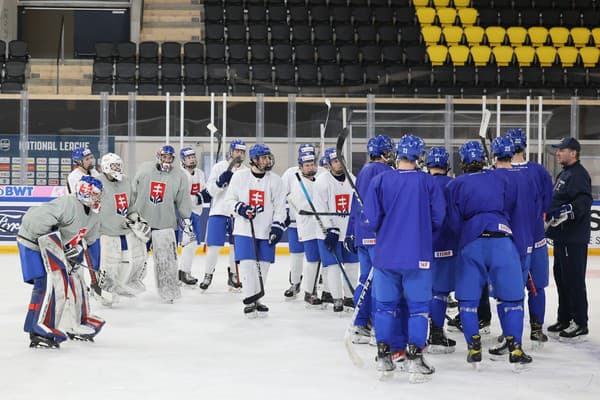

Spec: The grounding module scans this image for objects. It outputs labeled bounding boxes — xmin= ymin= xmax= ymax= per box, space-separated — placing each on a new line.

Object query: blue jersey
xmin=446 ymin=169 xmax=515 ymax=250
xmin=347 ymin=161 xmax=392 ymax=246
xmin=512 ymin=161 xmax=553 ymax=242
xmin=431 ymin=174 xmax=458 ymax=255
xmin=363 ymin=169 xmax=446 ymax=271
xmin=493 ymin=168 xmax=538 ymax=257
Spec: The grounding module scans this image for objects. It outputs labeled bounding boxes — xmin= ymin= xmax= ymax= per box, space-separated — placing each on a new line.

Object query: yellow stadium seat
xmin=457 ymin=7 xmax=478 ymax=26
xmin=492 ymin=45 xmax=514 ymax=66
xmin=443 ymin=26 xmax=464 ymax=46
xmin=413 ymin=0 xmax=431 ymax=7
xmin=592 ymin=28 xmax=600 ymax=48
xmin=571 ymin=27 xmax=591 ymax=48
xmin=536 ymin=46 xmax=557 ymax=66
xmin=464 ymin=26 xmax=484 ymax=46
xmin=580 ymin=46 xmax=600 ymax=67
xmin=437 ymin=7 xmax=457 ymax=26
xmin=422 ymin=25 xmax=443 ymax=46
xmin=471 ymin=45 xmax=492 ymax=66
xmin=485 ymin=26 xmax=506 ymax=47
xmin=416 ymin=7 xmax=437 ymax=26
xmin=453 ymin=0 xmax=471 ymax=8
xmin=557 ymin=46 xmax=579 ymax=67
xmin=549 ymin=27 xmax=570 ymax=48
xmin=514 ymin=46 xmax=536 ymax=67
xmin=528 ymin=27 xmax=549 ymax=47
xmin=506 ymin=27 xmax=528 ymax=47
xmin=433 ymin=0 xmax=450 ymax=7
xmin=449 ymin=45 xmax=470 ymax=66
xmin=427 ymin=45 xmax=449 ymax=66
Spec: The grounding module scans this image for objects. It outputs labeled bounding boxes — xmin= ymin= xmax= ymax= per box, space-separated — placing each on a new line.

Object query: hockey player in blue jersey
xmin=425 ymin=147 xmax=458 ymax=354
xmin=487 ymin=135 xmax=539 ymax=358
xmin=507 ymin=128 xmax=554 ymax=343
xmin=345 ymin=134 xmax=394 ymax=344
xmin=363 ymin=134 xmax=446 ymax=383
xmin=446 ymin=141 xmax=531 ymax=369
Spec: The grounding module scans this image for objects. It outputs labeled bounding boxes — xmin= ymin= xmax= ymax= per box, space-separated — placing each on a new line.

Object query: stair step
xmin=144 ymin=15 xmax=201 ymax=23
xmin=144 ymin=9 xmax=201 ymax=18
xmin=143 ymin=21 xmax=200 ymax=28
xmin=144 ymin=0 xmax=199 ymax=4
xmin=144 ymin=3 xmax=200 ymax=10
xmin=141 ymin=28 xmax=202 ymax=42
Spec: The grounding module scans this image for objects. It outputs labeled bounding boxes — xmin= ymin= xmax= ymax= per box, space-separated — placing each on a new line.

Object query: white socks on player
xmin=204 ymin=246 xmax=220 ymax=275
xmin=343 ymin=262 xmax=358 ymax=298
xmin=179 ymin=243 xmax=197 ymax=273
xmin=290 ymin=253 xmax=304 ymax=285
xmin=239 ymin=259 xmax=270 ymax=300
xmin=325 ymin=265 xmax=343 ymax=300
xmin=302 ymin=261 xmax=319 ymax=294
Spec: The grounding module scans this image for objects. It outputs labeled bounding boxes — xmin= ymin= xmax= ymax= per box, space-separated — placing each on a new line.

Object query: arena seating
xmin=1 ymin=40 xmax=29 ymax=94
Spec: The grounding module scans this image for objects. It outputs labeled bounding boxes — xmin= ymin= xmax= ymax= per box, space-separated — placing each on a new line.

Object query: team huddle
xmin=15 ymin=129 xmax=591 ymax=384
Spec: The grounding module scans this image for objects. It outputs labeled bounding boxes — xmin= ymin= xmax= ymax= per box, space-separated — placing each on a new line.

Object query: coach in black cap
xmin=545 ymin=137 xmax=592 ymax=341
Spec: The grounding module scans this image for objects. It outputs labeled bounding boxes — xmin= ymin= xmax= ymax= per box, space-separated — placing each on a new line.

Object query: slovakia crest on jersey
xmin=150 ymin=181 xmax=166 ymax=204
xmin=114 ymin=193 xmax=129 ymax=216
xmin=190 ymin=183 xmax=201 ymax=196
xmin=65 ymin=228 xmax=87 ymax=249
xmin=335 ymin=194 xmax=350 ymax=213
xmin=249 ymin=189 xmax=265 ymax=207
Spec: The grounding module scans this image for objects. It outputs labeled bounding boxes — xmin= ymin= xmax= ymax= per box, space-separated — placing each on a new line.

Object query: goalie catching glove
xmin=126 ymin=212 xmax=151 ymax=242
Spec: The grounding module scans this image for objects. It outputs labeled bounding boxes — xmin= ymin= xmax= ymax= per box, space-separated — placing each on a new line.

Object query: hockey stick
xmin=295 ymin=172 xmax=355 ymax=293
xmin=242 ymin=217 xmax=265 ymax=305
xmin=478 ymin=109 xmax=492 ymax=167
xmin=298 ymin=210 xmax=350 ymax=217
xmin=311 ymin=261 xmax=321 ymax=297
xmin=207 ymin=122 xmax=220 ymax=164
xmin=320 ymin=98 xmax=332 ymax=154
xmin=335 ymin=127 xmax=364 ymax=208
xmin=527 ymin=272 xmax=538 ymax=297
xmin=343 ymin=267 xmax=374 ymax=368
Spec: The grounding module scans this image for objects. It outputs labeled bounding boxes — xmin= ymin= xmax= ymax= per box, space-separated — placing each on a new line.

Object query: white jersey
xmin=181 ymin=167 xmax=207 ymax=215
xmin=281 ymin=165 xmax=329 ymax=228
xmin=206 ymin=159 xmax=247 ymax=217
xmin=313 ymin=171 xmax=356 ymax=240
xmin=67 ymin=167 xmax=100 ymax=193
xmin=287 ymin=173 xmax=319 ymax=242
xmin=225 ymin=169 xmax=286 ymax=240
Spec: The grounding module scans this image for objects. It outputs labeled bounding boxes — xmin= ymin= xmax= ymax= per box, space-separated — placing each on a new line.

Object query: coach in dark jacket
xmin=546 ymin=137 xmax=592 ymax=340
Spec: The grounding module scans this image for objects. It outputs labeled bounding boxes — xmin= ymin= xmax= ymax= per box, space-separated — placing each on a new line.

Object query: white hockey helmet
xmin=100 ymin=153 xmax=124 ymax=181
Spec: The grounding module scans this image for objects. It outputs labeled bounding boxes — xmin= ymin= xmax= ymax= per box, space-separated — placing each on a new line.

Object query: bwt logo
xmin=0 ymin=210 xmax=25 ymax=237
xmin=0 ymin=186 xmax=34 ymax=197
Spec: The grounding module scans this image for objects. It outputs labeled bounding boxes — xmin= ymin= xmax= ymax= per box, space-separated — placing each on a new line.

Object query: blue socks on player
xmin=430 ymin=291 xmax=449 ymax=329
xmin=497 ymin=300 xmax=525 ymax=343
xmin=374 ymin=299 xmax=408 ymax=351
xmin=407 ymin=300 xmax=430 ymax=349
xmin=459 ymin=300 xmax=479 ymax=344
xmin=528 ymin=288 xmax=546 ymax=325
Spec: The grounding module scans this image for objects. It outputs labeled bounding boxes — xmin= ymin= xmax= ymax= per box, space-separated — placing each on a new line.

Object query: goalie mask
xmin=100 ymin=153 xmax=124 ymax=181
xmin=76 ymin=175 xmax=103 ymax=213
xmin=180 ymin=147 xmax=197 ymax=169
xmin=157 ymin=145 xmax=176 ymax=172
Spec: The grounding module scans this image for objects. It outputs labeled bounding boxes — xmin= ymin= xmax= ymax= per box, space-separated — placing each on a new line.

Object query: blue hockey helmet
xmin=298 ymin=143 xmax=316 ymax=155
xmin=396 ymin=134 xmax=425 ymax=161
xmin=426 ymin=147 xmax=450 ymax=169
xmin=298 ymin=151 xmax=316 ymax=165
xmin=459 ymin=141 xmax=485 ymax=165
xmin=229 ymin=139 xmax=247 ymax=153
xmin=506 ymin=128 xmax=527 ymax=151
xmin=324 ymin=147 xmax=339 ymax=164
xmin=75 ymin=175 xmax=103 ymax=213
xmin=319 ymin=156 xmax=329 ymax=167
xmin=367 ymin=134 xmax=394 ymax=158
xmin=157 ymin=145 xmax=176 ymax=172
xmin=491 ymin=135 xmax=515 ymax=159
xmin=249 ymin=143 xmax=274 ymax=171
xmin=72 ymin=147 xmax=94 ymax=165
xmin=179 ymin=147 xmax=197 ymax=168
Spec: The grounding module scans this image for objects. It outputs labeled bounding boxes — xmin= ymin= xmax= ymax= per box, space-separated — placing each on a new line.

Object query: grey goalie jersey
xmin=132 ymin=161 xmax=192 ymax=230
xmin=97 ymin=174 xmax=136 ymax=237
xmin=18 ymin=195 xmax=101 ymax=251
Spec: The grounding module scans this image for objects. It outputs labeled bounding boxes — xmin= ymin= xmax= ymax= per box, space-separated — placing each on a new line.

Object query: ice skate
xmin=343 ymin=297 xmax=355 ymax=311
xmin=406 ymin=344 xmax=435 ymax=383
xmin=284 ymin=283 xmax=301 ymax=299
xmin=67 ymin=332 xmax=96 ymax=342
xmin=178 ymin=270 xmax=198 ymax=287
xmin=256 ymin=302 xmax=269 ymax=317
xmin=479 ymin=319 xmax=491 ymax=335
xmin=447 ymin=293 xmax=458 ymax=308
xmin=199 ymin=273 xmax=213 ymax=291
xmin=351 ymin=325 xmax=371 ymax=344
xmin=376 ymin=343 xmax=396 ymax=380
xmin=427 ymin=325 xmax=456 ymax=354
xmin=488 ymin=336 xmax=509 ymax=360
xmin=127 ymin=279 xmax=146 ymax=294
xmin=227 ymin=267 xmax=242 ymax=292
xmin=392 ymin=350 xmax=407 ymax=372
xmin=446 ymin=314 xmax=462 ymax=332
xmin=547 ymin=320 xmax=570 ymax=338
xmin=333 ymin=298 xmax=344 ymax=314
xmin=304 ymin=292 xmax=324 ymax=309
xmin=29 ymin=333 xmax=60 ymax=349
xmin=559 ymin=322 xmax=588 ymax=343
xmin=244 ymin=303 xmax=257 ymax=319
xmin=507 ymin=336 xmax=532 ymax=372
xmin=530 ymin=319 xmax=548 ymax=350
xmin=467 ymin=334 xmax=482 ymax=370
xmin=321 ymin=291 xmax=334 ymax=305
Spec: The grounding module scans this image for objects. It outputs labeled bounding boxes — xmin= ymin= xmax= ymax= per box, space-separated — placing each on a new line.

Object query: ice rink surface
xmin=1 ymin=252 xmax=599 ymax=400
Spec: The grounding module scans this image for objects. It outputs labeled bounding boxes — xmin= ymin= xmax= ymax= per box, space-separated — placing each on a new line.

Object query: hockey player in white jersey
xmin=225 ymin=144 xmax=287 ymax=316
xmin=132 ymin=145 xmax=193 ymax=303
xmin=201 ymin=139 xmax=247 ymax=291
xmin=96 ymin=153 xmax=150 ymax=306
xmin=18 ymin=176 xmax=105 ymax=348
xmin=286 ymin=151 xmax=324 ymax=306
xmin=178 ymin=147 xmax=211 ymax=287
xmin=313 ymin=148 xmax=359 ymax=313
xmin=67 ymin=147 xmax=100 ymax=193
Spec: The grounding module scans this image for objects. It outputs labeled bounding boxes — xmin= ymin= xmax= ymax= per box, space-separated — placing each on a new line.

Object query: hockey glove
xmin=64 ymin=243 xmax=84 ymax=261
xmin=545 ymin=203 xmax=574 ymax=230
xmin=235 ymin=202 xmax=263 ymax=220
xmin=324 ymin=228 xmax=340 ymax=252
xmin=126 ymin=212 xmax=152 ymax=243
xmin=216 ymin=170 xmax=234 ymax=188
xmin=196 ymin=188 xmax=212 ymax=205
xmin=268 ymin=222 xmax=285 ymax=245
xmin=343 ymin=235 xmax=357 ymax=254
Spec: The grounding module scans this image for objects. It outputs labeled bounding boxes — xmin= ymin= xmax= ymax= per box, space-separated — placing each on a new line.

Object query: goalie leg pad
xmin=151 ymin=229 xmax=181 ymax=302
xmin=125 ymin=232 xmax=149 ymax=293
xmin=99 ymin=235 xmax=124 ymax=293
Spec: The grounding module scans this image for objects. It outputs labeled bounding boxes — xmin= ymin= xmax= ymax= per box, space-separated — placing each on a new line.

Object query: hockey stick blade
xmin=336 ymin=127 xmax=350 ymax=159
xmin=478 ymin=109 xmax=492 ymax=140
xmin=343 ymin=268 xmax=373 ymax=368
